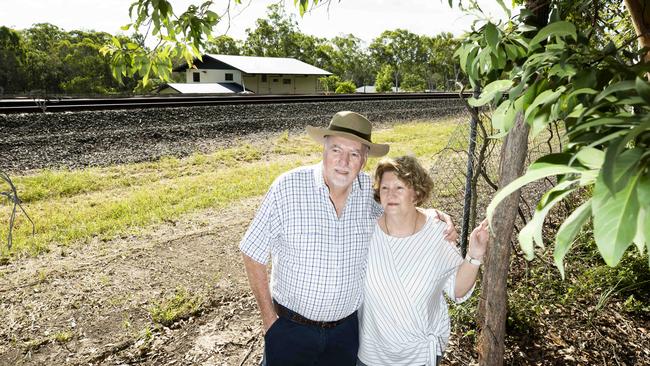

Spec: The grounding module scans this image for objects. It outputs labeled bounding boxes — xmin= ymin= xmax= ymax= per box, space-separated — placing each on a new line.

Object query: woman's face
xmin=379 ymin=171 xmax=418 ymax=213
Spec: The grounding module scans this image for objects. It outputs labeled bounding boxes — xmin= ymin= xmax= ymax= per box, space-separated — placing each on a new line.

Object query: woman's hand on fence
xmin=468 ymin=219 xmax=489 ymax=260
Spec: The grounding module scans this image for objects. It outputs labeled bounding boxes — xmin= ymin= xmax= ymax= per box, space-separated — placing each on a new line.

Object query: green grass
xmin=0 ymin=117 xmax=460 ymax=257
xmin=149 ymin=287 xmax=203 ymax=327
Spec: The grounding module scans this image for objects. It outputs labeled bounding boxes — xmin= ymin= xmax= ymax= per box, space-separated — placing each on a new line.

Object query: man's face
xmin=322 ymin=135 xmax=368 ymax=191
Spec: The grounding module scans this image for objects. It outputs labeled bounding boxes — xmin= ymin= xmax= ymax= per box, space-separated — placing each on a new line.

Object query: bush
xmin=400 ymin=73 xmax=426 ymax=92
xmin=318 ymin=75 xmax=341 ymax=94
xmin=335 ymin=80 xmax=356 ymax=94
xmin=375 ymin=64 xmax=395 ymax=93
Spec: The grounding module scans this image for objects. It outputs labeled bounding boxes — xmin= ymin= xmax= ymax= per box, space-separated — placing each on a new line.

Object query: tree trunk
xmin=624 ymin=0 xmax=650 ymax=63
xmin=477 ymin=113 xmax=530 ymax=366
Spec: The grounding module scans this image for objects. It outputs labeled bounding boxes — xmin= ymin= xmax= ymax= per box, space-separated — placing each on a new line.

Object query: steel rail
xmin=0 ymin=92 xmax=469 ymax=114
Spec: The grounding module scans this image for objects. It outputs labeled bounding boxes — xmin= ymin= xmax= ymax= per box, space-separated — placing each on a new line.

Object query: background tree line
xmin=0 ymin=4 xmax=460 ymax=96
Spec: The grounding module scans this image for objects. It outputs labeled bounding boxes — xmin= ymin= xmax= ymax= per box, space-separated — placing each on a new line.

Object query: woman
xmin=358 ymin=156 xmax=489 ymax=366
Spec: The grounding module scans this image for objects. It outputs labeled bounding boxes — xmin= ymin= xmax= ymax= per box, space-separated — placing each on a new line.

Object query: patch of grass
xmin=53 ymin=330 xmax=73 ymax=343
xmin=366 ymin=121 xmax=458 ymax=168
xmin=149 ymin=287 xmax=203 ymax=327
xmin=36 ymin=269 xmax=47 ymax=283
xmin=1 ymin=117 xmax=459 ymax=257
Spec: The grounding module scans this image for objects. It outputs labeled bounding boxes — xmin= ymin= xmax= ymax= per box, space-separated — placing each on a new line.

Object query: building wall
xmin=185 ymin=70 xmax=323 ymax=94
xmin=185 ymin=69 xmax=242 ymax=84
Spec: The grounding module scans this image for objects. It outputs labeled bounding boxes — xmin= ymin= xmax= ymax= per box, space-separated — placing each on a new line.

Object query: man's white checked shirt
xmin=240 ymin=163 xmax=382 ymax=321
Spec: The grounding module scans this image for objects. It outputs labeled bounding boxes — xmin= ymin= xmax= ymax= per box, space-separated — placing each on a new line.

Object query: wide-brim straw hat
xmin=306 ymin=111 xmax=389 ymax=157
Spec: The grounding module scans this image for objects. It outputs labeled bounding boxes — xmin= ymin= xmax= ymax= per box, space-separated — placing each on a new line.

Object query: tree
xmin=205 ymin=35 xmax=242 ymax=55
xmin=451 ymin=0 xmax=649 ymax=364
xmin=318 ymin=75 xmax=340 ymax=94
xmin=375 ymin=64 xmax=395 ymax=92
xmin=400 ymin=72 xmax=426 ymax=92
xmin=21 ymin=23 xmax=68 ymax=92
xmin=334 ymin=80 xmax=356 ymax=94
xmin=370 ymin=29 xmax=428 ymax=91
xmin=423 ymin=32 xmax=461 ymax=90
xmin=329 ymin=35 xmax=375 ymax=87
xmin=0 ymin=27 xmax=27 ymax=94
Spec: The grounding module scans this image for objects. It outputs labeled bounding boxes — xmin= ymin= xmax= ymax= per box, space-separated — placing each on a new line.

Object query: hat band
xmin=327 ymin=125 xmax=372 ymax=143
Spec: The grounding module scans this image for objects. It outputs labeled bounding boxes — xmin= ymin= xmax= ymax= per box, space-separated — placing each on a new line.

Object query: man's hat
xmin=306 ymin=111 xmax=389 ymax=157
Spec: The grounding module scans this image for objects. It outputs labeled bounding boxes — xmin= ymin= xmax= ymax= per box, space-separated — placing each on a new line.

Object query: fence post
xmin=460 ymin=88 xmax=480 ymax=255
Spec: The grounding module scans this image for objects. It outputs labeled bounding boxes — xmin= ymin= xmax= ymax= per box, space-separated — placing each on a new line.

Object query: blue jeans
xmin=260 ymin=310 xmax=359 ymax=366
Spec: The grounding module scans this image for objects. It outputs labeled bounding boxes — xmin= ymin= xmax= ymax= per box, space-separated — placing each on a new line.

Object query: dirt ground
xmin=0 ymin=197 xmax=266 ymax=365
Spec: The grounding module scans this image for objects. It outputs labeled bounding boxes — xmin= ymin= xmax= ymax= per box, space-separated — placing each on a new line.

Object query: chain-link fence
xmin=427 ymin=103 xmax=564 ymax=253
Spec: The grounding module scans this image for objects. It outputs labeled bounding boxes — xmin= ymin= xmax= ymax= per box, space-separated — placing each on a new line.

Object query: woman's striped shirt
xmin=358 ymin=209 xmax=474 ymax=366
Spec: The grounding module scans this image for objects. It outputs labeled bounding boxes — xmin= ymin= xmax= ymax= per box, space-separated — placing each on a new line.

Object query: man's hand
xmin=242 ymin=254 xmax=278 ymax=335
xmin=435 ymin=209 xmax=458 ymax=242
xmin=263 ymin=313 xmax=279 ymax=334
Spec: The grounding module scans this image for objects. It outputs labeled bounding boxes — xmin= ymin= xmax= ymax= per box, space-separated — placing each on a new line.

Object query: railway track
xmin=0 ymin=92 xmax=468 ymax=113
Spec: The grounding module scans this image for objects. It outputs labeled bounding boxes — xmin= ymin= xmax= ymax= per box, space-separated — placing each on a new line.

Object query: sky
xmin=0 ymin=0 xmax=511 ymax=45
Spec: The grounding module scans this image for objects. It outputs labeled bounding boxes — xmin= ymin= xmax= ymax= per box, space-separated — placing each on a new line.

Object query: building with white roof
xmin=166 ymin=54 xmax=332 ymax=95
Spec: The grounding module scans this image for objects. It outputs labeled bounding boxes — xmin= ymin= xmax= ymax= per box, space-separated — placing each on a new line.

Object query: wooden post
xmin=477 ymin=113 xmax=530 ymax=365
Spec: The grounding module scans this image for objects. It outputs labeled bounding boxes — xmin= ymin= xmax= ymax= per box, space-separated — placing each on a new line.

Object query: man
xmin=240 ymin=111 xmax=456 ymax=365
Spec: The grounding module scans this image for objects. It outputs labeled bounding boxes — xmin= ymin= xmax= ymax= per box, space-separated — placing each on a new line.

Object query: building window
xmin=193 ymin=72 xmax=200 ymax=82
xmin=261 ymin=75 xmax=267 ymax=82
xmin=272 ymin=78 xmax=279 ymax=83
xmin=283 ymin=79 xmax=291 ymax=85
xmin=225 ymin=73 xmax=234 ymax=81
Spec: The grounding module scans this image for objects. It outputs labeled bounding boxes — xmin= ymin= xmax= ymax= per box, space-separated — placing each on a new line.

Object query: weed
xmin=53 ymin=330 xmax=73 ymax=343
xmin=36 ymin=269 xmax=47 ymax=283
xmin=122 ymin=314 xmax=131 ymax=330
xmin=149 ymin=287 xmax=203 ymax=327
xmin=99 ymin=274 xmax=110 ymax=286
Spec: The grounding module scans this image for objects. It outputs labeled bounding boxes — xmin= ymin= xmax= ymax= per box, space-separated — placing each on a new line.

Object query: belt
xmin=273 ymin=301 xmax=355 ymax=329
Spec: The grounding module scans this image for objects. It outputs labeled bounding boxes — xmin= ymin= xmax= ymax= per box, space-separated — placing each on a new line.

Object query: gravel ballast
xmin=1 ymin=98 xmax=465 ymax=172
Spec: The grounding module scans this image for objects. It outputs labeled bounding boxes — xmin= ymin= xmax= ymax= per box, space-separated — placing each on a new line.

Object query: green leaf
xmin=586 ymin=130 xmax=629 ymax=149
xmin=524 ymin=87 xmax=565 ymax=122
xmin=518 ymin=24 xmax=537 ymax=32
xmin=504 ymin=43 xmax=520 ymax=61
xmin=487 ymin=154 xmax=582 ymax=225
xmin=548 ymin=64 xmax=577 ymax=78
xmin=594 ymin=80 xmax=635 ymax=103
xmin=592 ymin=149 xmax=644 ymax=266
xmin=518 ymin=180 xmax=576 ymax=260
xmin=633 ymin=207 xmax=647 ymax=254
xmin=111 ymin=37 xmax=121 ymax=48
xmin=492 ymin=100 xmax=517 ymax=132
xmin=494 ymin=0 xmax=511 ymax=18
xmin=575 ymin=147 xmax=604 ymax=170
xmin=635 ymin=76 xmax=650 ymax=104
xmin=468 ymin=79 xmax=513 ymax=106
xmin=529 ymin=21 xmax=577 ymax=47
xmin=637 ymin=176 xmax=650 ymax=258
xmin=554 ymin=199 xmax=592 ymax=279
xmin=638 ymin=174 xmax=650 ymax=207
xmin=567 ymin=117 xmax=626 ymax=137
xmin=529 ymin=109 xmax=551 ymax=138
xmin=566 ymin=88 xmax=598 ymax=99
xmin=602 ymin=119 xmax=650 ymax=191
xmin=509 ymin=68 xmax=532 ymax=100
xmin=485 ymin=23 xmax=499 ymax=52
